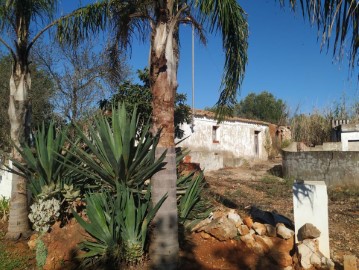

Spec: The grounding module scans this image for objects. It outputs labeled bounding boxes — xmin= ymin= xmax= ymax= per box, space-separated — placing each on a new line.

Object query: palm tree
xmin=0 ymin=0 xmax=80 ymax=240
xmin=57 ymin=1 xmax=248 ymax=268
xmin=286 ymin=0 xmax=358 ymax=74
xmin=56 ymin=0 xmax=358 ymax=268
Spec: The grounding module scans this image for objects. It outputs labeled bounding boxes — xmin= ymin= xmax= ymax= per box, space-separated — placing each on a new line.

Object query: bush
xmin=36 ymin=238 xmax=48 ymax=269
xmin=290 ymin=111 xmax=331 ymax=145
xmin=0 ymin=196 xmax=9 ymax=222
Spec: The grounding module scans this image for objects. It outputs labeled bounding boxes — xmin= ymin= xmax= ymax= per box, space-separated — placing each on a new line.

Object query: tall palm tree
xmin=57 ymin=1 xmax=248 ymax=268
xmin=56 ymin=0 xmax=358 ymax=268
xmin=0 ymin=0 xmax=79 ymax=240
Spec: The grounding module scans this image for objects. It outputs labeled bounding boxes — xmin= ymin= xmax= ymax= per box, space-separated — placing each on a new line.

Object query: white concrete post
xmin=293 ymin=181 xmax=330 ymax=258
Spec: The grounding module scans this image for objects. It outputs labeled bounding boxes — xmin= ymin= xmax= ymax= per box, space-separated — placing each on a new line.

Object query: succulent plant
xmin=28 ymin=198 xmax=61 ymax=233
xmin=61 ymin=184 xmax=81 ymax=202
xmin=37 ymin=182 xmax=60 ymax=199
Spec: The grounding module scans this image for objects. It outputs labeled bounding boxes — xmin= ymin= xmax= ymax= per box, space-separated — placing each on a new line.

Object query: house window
xmin=212 ymin=126 xmax=219 ymax=143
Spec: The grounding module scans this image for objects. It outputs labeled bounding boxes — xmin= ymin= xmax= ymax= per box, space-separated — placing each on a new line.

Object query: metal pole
xmin=191 ymin=23 xmax=195 ymax=132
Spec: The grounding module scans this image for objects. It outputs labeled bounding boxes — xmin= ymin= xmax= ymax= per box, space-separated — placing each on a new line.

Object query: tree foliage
xmin=102 ymin=68 xmax=192 ymax=139
xmin=234 ymin=91 xmax=288 ymax=124
xmin=33 ymin=39 xmax=129 ymax=123
xmin=0 ymin=55 xmax=54 ymax=152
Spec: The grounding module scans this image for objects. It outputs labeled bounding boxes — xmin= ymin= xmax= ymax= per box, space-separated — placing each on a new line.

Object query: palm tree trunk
xmin=149 ymin=7 xmax=179 ymax=269
xmin=6 ymin=62 xmax=31 ymax=239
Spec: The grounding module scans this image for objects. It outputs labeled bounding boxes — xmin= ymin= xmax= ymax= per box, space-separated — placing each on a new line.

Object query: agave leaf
xmin=63 ymin=104 xmax=165 ymax=190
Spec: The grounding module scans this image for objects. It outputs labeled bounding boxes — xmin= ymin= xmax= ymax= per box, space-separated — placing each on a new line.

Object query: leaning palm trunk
xmin=149 ymin=7 xmax=180 ymax=269
xmin=6 ymin=62 xmax=32 ymax=239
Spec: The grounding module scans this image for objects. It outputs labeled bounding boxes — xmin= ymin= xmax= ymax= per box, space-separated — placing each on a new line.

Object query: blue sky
xmin=60 ymin=1 xmax=359 ymax=114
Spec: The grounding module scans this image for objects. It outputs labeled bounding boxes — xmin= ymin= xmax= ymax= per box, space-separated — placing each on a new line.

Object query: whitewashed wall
xmin=176 ymin=116 xmax=269 ymax=171
xmin=0 ymin=160 xmax=12 ymax=199
xmin=341 ymin=132 xmax=359 ymax=151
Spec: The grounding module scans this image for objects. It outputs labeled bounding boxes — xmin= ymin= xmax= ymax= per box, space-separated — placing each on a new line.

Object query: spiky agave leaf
xmin=63 ymin=103 xmax=166 ymax=190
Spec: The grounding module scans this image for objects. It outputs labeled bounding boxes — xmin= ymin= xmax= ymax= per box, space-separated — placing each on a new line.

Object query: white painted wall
xmin=176 ymin=116 xmax=269 ymax=170
xmin=341 ymin=132 xmax=359 ymax=151
xmin=0 ymin=161 xmax=13 ymax=199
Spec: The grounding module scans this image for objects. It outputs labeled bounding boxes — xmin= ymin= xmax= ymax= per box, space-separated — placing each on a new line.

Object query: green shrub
xmin=280 ymin=139 xmax=291 ymax=149
xmin=36 ymin=237 xmax=48 ymax=269
xmin=0 ymin=196 xmax=9 ymax=222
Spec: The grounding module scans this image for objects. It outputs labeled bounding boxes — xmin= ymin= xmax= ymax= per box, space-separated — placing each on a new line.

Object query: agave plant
xmin=177 ymin=172 xmax=212 ymax=226
xmin=65 ymin=104 xmax=165 ymax=190
xmin=7 ymin=122 xmax=78 ymax=199
xmin=72 ymin=191 xmax=121 ymax=267
xmin=115 ymin=183 xmax=166 ymax=264
xmin=73 ymin=183 xmax=166 ymax=266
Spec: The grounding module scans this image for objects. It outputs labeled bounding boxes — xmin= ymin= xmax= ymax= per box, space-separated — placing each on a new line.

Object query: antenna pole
xmin=191 ymin=23 xmax=195 ymax=131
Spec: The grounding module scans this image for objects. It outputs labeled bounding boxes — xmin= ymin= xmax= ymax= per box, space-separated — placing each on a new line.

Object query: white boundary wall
xmin=0 ymin=161 xmax=13 ymax=199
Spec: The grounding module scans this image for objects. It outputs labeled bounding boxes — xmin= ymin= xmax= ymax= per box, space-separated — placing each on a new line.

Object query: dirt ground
xmin=197 ymin=159 xmax=359 ymax=266
xmin=0 ymin=159 xmax=358 ymax=269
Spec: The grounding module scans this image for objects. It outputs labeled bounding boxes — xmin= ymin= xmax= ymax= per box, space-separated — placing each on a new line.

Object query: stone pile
xmin=192 ymin=209 xmax=295 ymax=270
xmin=297 ymin=223 xmax=335 ymax=270
xmin=191 ymin=209 xmax=335 ymax=270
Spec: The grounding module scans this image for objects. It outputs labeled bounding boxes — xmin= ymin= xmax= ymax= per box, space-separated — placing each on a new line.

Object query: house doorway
xmin=254 ymin=131 xmax=260 ymax=156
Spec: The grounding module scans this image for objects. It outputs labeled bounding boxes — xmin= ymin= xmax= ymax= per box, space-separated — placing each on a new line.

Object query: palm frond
xmin=284 ymin=0 xmax=358 ymax=71
xmin=56 ymin=1 xmax=110 ymax=45
xmin=194 ymin=0 xmax=249 ymax=119
xmin=56 ymin=0 xmax=151 ymax=50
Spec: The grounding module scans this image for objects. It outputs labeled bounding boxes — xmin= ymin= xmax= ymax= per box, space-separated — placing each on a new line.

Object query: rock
xmin=276 ymin=223 xmax=294 ymax=240
xmin=253 ymin=222 xmax=267 ymax=235
xmin=297 ymin=239 xmax=317 ymax=269
xmin=253 ymin=235 xmax=274 ymax=255
xmin=269 ymin=249 xmax=293 ymax=267
xmin=321 ymin=256 xmax=335 ymax=270
xmin=211 ymin=211 xmax=225 ymax=220
xmin=254 ymin=235 xmax=274 ymax=250
xmin=201 ymin=216 xmax=238 ymax=241
xmin=243 ymin=216 xmax=254 ymax=228
xmin=310 ymin=252 xmax=322 ymax=267
xmin=240 ymin=233 xmax=256 ymax=249
xmin=199 ymin=231 xmax=212 ymax=239
xmin=265 ymin=224 xmax=277 ymax=237
xmin=297 ymin=223 xmax=321 ymax=240
xmin=227 ymin=210 xmax=243 ymax=226
xmin=191 ymin=217 xmax=212 ymax=232
xmin=27 ymin=233 xmax=38 ymax=250
xmin=273 ymin=235 xmax=295 ymax=254
xmin=237 ymin=224 xmax=250 ymax=236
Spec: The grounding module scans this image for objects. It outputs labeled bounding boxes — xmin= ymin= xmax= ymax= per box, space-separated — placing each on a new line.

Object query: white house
xmin=176 ymin=110 xmax=270 ymax=171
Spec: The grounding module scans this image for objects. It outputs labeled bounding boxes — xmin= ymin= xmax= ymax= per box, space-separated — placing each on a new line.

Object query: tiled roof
xmin=193 ymin=109 xmax=271 ymax=126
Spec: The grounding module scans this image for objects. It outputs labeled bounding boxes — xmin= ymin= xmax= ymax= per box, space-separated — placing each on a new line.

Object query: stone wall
xmin=282 ymin=149 xmax=359 ymax=186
